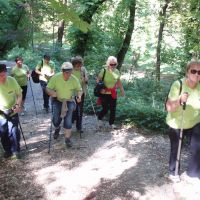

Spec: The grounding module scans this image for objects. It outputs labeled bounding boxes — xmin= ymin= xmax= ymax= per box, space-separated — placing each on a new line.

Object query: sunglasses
xmin=110 ymin=63 xmax=117 ymax=67
xmin=190 ymin=69 xmax=200 ymax=75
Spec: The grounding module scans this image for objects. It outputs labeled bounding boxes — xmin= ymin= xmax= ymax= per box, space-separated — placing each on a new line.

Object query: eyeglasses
xmin=190 ymin=69 xmax=200 ymax=75
xmin=110 ymin=63 xmax=117 ymax=67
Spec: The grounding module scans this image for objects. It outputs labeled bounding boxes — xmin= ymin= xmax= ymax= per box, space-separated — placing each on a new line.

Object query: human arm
xmin=46 ymin=87 xmax=57 ymax=97
xmin=117 ymin=79 xmax=125 ymax=97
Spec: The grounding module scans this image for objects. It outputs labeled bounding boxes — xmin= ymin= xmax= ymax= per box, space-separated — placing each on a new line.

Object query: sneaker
xmin=65 ymin=138 xmax=72 ymax=148
xmin=53 ymin=126 xmax=61 ymax=139
xmin=20 ymin=112 xmax=25 ymax=116
xmin=11 ymin=152 xmax=21 ymax=160
xmin=3 ymin=151 xmax=12 ymax=159
xmin=168 ymin=174 xmax=181 ymax=183
xmin=110 ymin=124 xmax=117 ymax=129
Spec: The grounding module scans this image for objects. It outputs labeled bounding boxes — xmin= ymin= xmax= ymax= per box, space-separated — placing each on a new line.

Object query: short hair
xmin=106 ymin=56 xmax=118 ymax=66
xmin=0 ymin=64 xmax=7 ymax=73
xmin=44 ymin=54 xmax=50 ymax=60
xmin=71 ymin=56 xmax=83 ymax=66
xmin=15 ymin=56 xmax=23 ymax=63
xmin=186 ymin=60 xmax=200 ymax=73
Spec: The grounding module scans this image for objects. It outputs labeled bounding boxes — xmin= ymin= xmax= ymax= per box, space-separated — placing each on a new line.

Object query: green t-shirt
xmin=47 ymin=73 xmax=82 ymax=101
xmin=166 ymin=78 xmax=200 ymax=129
xmin=36 ymin=60 xmax=55 ymax=82
xmin=11 ymin=64 xmax=29 ymax=86
xmin=0 ymin=76 xmax=22 ymax=111
xmin=99 ymin=68 xmax=120 ymax=94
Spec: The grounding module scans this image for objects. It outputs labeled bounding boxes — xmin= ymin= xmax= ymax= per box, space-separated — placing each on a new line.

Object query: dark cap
xmin=0 ymin=64 xmax=7 ymax=73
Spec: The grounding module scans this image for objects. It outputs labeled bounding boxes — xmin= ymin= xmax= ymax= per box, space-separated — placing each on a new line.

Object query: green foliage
xmin=45 ymin=0 xmax=90 ymax=33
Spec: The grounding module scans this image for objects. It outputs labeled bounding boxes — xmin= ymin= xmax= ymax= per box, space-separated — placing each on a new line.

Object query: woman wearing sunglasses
xmin=166 ymin=60 xmax=200 ymax=182
xmin=97 ymin=56 xmax=125 ymax=129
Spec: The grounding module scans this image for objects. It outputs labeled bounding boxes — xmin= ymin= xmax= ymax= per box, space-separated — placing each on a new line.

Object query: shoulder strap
xmin=102 ymin=68 xmax=106 ymax=81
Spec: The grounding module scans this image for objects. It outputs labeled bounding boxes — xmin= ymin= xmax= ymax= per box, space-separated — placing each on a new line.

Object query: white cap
xmin=61 ymin=62 xmax=73 ymax=71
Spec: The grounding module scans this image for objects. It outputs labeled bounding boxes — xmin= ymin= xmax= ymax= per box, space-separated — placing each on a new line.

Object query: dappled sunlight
xmin=34 ymin=141 xmax=138 ymax=200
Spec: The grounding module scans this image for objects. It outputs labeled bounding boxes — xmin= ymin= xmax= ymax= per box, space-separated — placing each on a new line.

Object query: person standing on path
xmin=11 ymin=56 xmax=30 ymax=116
xmin=97 ymin=56 xmax=125 ymax=129
xmin=35 ymin=54 xmax=55 ymax=113
xmin=166 ymin=60 xmax=200 ymax=182
xmin=71 ymin=56 xmax=88 ymax=133
xmin=46 ymin=62 xmax=82 ymax=148
xmin=0 ymin=64 xmax=22 ymax=159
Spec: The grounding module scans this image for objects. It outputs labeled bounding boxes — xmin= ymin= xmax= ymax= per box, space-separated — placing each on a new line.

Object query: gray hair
xmin=106 ymin=56 xmax=118 ymax=66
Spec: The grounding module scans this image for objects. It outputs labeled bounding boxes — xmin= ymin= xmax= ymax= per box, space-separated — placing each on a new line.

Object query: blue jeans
xmin=40 ymin=80 xmax=49 ymax=108
xmin=52 ymin=99 xmax=75 ymax=129
xmin=0 ymin=114 xmax=20 ymax=154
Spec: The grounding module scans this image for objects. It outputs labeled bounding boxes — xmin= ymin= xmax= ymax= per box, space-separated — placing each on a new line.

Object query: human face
xmin=16 ymin=59 xmax=23 ymax=67
xmin=108 ymin=61 xmax=117 ymax=70
xmin=63 ymin=70 xmax=72 ymax=80
xmin=44 ymin=58 xmax=50 ymax=64
xmin=74 ymin=63 xmax=82 ymax=71
xmin=187 ymin=65 xmax=200 ymax=83
xmin=0 ymin=71 xmax=7 ymax=84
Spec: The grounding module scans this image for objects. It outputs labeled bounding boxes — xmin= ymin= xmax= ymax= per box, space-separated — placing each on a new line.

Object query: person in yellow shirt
xmin=166 ymin=60 xmax=200 ymax=182
xmin=35 ymin=54 xmax=55 ymax=112
xmin=71 ymin=56 xmax=88 ymax=133
xmin=0 ymin=64 xmax=22 ymax=159
xmin=11 ymin=56 xmax=30 ymax=115
xmin=46 ymin=62 xmax=82 ymax=148
xmin=97 ymin=56 xmax=125 ymax=129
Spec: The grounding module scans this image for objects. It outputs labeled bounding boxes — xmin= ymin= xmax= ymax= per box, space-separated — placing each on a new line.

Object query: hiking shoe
xmin=168 ymin=174 xmax=180 ymax=183
xmin=53 ymin=126 xmax=61 ymax=139
xmin=11 ymin=152 xmax=21 ymax=160
xmin=110 ymin=124 xmax=117 ymax=129
xmin=65 ymin=138 xmax=72 ymax=148
xmin=3 ymin=151 xmax=12 ymax=159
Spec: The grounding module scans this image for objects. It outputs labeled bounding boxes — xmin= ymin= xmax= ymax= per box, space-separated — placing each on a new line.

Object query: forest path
xmin=0 ymin=64 xmax=199 ymax=200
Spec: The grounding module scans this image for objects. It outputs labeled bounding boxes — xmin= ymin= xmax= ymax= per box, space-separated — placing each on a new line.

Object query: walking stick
xmin=86 ymin=85 xmax=100 ymax=129
xmin=48 ymin=100 xmax=53 ymax=153
xmin=18 ymin=120 xmax=28 ymax=149
xmin=29 ymin=79 xmax=38 ymax=116
xmin=175 ymin=103 xmax=186 ymax=176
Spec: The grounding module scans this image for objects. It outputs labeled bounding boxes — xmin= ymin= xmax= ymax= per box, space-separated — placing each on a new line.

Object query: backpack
xmin=31 ymin=60 xmax=43 ymax=83
xmin=165 ymin=79 xmax=182 ymax=110
xmin=94 ymin=69 xmax=106 ymax=97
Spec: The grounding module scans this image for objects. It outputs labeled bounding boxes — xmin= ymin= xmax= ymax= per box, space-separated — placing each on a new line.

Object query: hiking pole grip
xmin=183 ymin=102 xmax=186 ymax=110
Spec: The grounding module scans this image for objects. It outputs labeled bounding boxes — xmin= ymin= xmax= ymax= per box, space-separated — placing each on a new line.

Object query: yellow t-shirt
xmin=11 ymin=64 xmax=29 ymax=86
xmin=166 ymin=78 xmax=200 ymax=129
xmin=47 ymin=73 xmax=82 ymax=101
xmin=0 ymin=76 xmax=22 ymax=111
xmin=36 ymin=60 xmax=55 ymax=82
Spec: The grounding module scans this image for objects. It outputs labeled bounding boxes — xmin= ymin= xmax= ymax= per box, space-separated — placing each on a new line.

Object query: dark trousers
xmin=40 ymin=80 xmax=49 ymax=109
xmin=168 ymin=123 xmax=200 ymax=177
xmin=21 ymin=85 xmax=27 ymax=101
xmin=0 ymin=114 xmax=20 ymax=154
xmin=98 ymin=94 xmax=117 ymax=125
xmin=72 ymin=94 xmax=85 ymax=131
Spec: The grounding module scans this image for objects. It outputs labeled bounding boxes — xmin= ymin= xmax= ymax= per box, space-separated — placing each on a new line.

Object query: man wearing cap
xmin=35 ymin=54 xmax=55 ymax=112
xmin=0 ymin=64 xmax=22 ymax=158
xmin=46 ymin=62 xmax=82 ymax=147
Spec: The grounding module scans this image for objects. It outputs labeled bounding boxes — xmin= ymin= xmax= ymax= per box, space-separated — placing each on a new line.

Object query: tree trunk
xmin=57 ymin=19 xmax=65 ymax=47
xmin=71 ymin=0 xmax=106 ymax=57
xmin=155 ymin=0 xmax=170 ymax=81
xmin=116 ymin=0 xmax=136 ymax=70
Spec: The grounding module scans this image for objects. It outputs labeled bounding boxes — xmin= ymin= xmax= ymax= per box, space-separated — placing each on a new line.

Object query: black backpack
xmin=31 ymin=60 xmax=43 ymax=83
xmin=94 ymin=69 xmax=106 ymax=97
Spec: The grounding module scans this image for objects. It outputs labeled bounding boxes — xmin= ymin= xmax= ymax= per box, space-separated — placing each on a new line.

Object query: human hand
xmin=180 ymin=92 xmax=189 ymax=104
xmin=76 ymin=96 xmax=81 ymax=103
xmin=12 ymin=104 xmax=21 ymax=113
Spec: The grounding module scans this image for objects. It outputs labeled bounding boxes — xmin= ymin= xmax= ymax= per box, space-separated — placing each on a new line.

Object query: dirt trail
xmin=0 ymin=79 xmax=200 ymax=200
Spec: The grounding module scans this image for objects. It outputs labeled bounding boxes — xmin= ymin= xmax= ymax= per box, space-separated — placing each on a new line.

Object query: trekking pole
xmin=18 ymin=120 xmax=28 ymax=149
xmin=175 ymin=102 xmax=186 ymax=176
xmin=86 ymin=85 xmax=100 ymax=129
xmin=48 ymin=99 xmax=53 ymax=153
xmin=29 ymin=78 xmax=38 ymax=116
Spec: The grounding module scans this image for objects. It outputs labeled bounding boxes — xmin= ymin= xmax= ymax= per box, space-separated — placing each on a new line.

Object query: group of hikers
xmin=0 ymin=54 xmax=200 ymax=183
